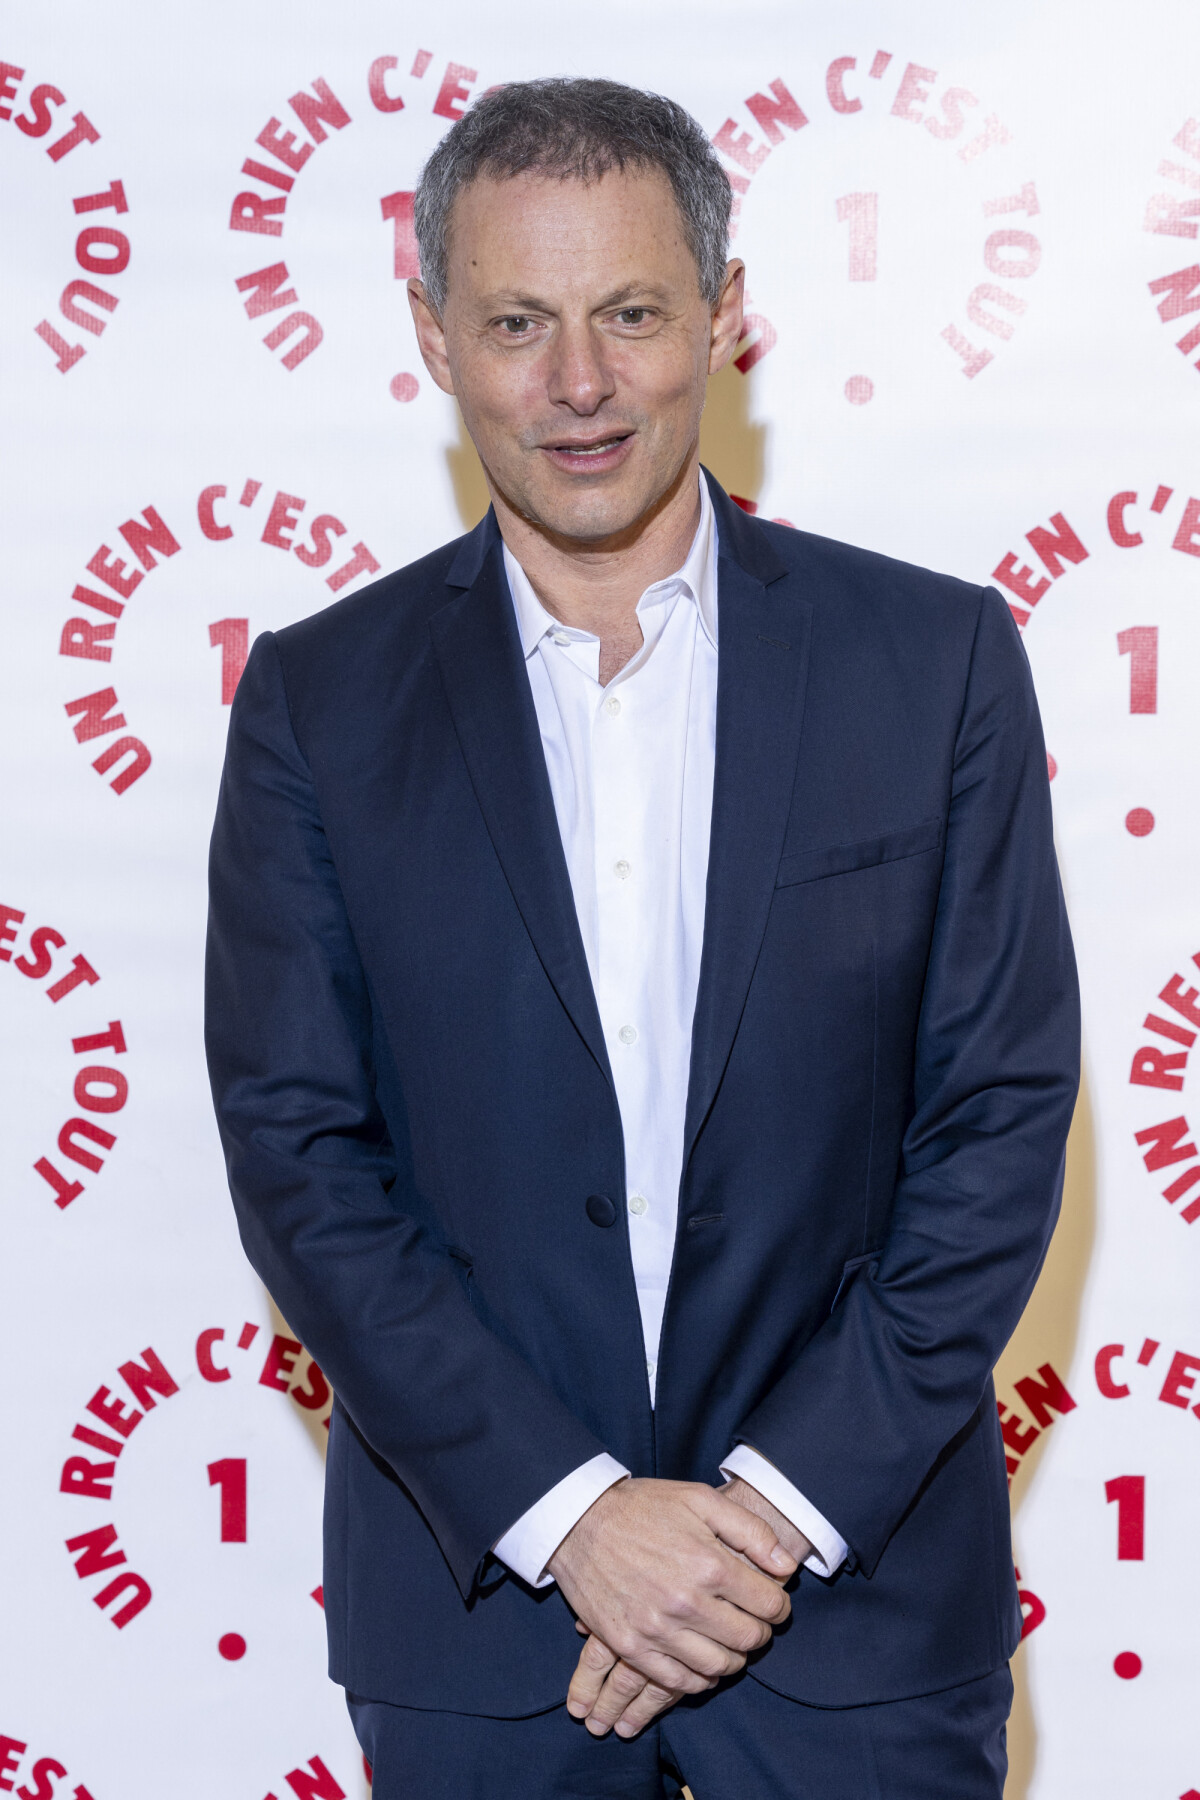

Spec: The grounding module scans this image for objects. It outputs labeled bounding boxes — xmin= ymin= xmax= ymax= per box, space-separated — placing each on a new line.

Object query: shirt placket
xmin=592 ymin=601 xmax=683 ymax=1388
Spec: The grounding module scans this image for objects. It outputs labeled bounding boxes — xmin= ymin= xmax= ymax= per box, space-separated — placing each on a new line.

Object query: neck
xmin=490 ymin=454 xmax=704 ymax=682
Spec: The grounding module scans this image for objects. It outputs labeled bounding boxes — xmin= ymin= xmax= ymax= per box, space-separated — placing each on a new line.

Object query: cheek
xmin=619 ymin=341 xmax=707 ymax=423
xmin=457 ymin=356 xmax=538 ymax=442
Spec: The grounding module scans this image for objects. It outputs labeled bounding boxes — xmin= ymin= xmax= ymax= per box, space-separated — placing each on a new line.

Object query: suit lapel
xmin=683 ymin=482 xmax=814 ymax=1161
xmin=429 ymin=519 xmax=613 ymax=1090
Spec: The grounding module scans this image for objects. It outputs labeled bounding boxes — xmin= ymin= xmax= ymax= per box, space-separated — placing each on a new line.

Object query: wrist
xmin=547 ymin=1474 xmax=627 ymax=1583
xmin=722 ymin=1475 xmax=812 ymax=1566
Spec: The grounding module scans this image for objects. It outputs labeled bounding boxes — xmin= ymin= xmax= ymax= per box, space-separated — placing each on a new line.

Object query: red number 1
xmin=209 ymin=619 xmax=249 ymax=706
xmin=1117 ymin=627 xmax=1158 ymax=714
xmin=381 ymin=190 xmax=419 ymax=280
xmin=835 ymin=192 xmax=879 ymax=282
xmin=1105 ymin=1474 xmax=1145 ymax=1560
xmin=208 ymin=1457 xmax=248 ymax=1542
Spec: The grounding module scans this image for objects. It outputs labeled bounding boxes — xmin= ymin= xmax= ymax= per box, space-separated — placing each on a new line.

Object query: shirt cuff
xmin=492 ymin=1453 xmax=630 ymax=1589
xmin=720 ymin=1443 xmax=849 ymax=1577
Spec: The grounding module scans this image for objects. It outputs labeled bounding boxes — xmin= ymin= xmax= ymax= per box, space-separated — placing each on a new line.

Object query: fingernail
xmin=567 ymin=1703 xmax=585 ymax=1717
xmin=771 ymin=1546 xmax=795 ymax=1571
xmin=615 ymin=1724 xmax=634 ymax=1739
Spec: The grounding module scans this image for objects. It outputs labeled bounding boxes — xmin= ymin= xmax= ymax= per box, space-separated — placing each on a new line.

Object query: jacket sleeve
xmin=732 ymin=587 xmax=1080 ymax=1577
xmin=204 ymin=632 xmax=607 ymax=1597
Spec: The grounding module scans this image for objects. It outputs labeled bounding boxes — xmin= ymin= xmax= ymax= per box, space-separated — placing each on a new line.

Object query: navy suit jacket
xmin=205 ymin=472 xmax=1079 ymax=1714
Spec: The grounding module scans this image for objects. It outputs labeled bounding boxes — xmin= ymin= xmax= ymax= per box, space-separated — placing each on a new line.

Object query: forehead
xmin=446 ymin=165 xmax=697 ymax=300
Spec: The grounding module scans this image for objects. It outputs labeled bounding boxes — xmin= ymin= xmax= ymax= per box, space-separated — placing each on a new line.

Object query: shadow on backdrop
xmin=448 ymin=404 xmax=491 ymax=530
xmin=995 ymin=1073 xmax=1097 ymax=1798
xmin=266 ymin=1290 xmax=333 ymax=1462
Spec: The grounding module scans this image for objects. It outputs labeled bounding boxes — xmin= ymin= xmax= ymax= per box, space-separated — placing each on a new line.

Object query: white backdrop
xmin=3 ymin=3 xmax=1200 ymax=1795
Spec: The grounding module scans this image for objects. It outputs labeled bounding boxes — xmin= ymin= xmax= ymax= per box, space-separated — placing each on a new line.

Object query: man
xmin=206 ymin=78 xmax=1079 ymax=1798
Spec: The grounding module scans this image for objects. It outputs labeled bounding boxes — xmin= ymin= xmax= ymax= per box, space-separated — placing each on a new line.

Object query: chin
xmin=529 ymin=478 xmax=659 ymax=545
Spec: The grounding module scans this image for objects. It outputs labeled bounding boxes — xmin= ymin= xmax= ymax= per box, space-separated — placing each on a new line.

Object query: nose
xmin=546 ymin=318 xmax=615 ymax=417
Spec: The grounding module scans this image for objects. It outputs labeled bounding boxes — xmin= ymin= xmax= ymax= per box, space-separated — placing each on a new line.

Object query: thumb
xmin=701 ymin=1487 xmax=797 ymax=1578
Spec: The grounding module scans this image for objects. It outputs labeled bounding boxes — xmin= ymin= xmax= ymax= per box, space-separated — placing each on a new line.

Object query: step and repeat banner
xmin=2 ymin=2 xmax=1199 ymax=1795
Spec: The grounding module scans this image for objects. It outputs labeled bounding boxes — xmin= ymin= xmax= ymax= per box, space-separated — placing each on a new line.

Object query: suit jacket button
xmin=586 ymin=1193 xmax=617 ymax=1228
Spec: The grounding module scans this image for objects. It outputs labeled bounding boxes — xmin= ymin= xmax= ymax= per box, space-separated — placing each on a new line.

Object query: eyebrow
xmin=478 ymin=282 xmax=673 ymax=314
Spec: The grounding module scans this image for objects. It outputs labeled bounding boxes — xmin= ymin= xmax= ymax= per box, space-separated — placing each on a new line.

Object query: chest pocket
xmin=775 ymin=816 xmax=942 ymax=889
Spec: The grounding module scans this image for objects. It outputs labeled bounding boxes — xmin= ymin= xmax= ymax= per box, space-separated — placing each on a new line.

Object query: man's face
xmin=411 ymin=166 xmax=742 ymax=545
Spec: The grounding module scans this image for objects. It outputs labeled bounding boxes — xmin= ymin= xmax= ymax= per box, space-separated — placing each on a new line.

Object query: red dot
xmin=844 ymin=375 xmax=874 ymax=406
xmin=1113 ymin=1651 xmax=1142 ymax=1679
xmin=1125 ymin=808 xmax=1155 ymax=837
xmin=1046 ymin=753 xmax=1057 ymax=781
xmin=218 ymin=1632 xmax=246 ymax=1661
xmin=390 ymin=372 xmax=419 ymax=403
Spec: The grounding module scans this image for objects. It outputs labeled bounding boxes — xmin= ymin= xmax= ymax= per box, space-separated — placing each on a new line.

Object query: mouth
xmin=540 ymin=432 xmax=635 ymax=473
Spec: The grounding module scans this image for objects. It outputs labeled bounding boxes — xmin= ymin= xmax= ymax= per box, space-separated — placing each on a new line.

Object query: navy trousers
xmin=347 ymin=1664 xmax=1012 ymax=1799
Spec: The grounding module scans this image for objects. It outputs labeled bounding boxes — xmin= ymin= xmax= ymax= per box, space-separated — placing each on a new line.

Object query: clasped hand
xmin=546 ymin=1475 xmax=811 ymax=1742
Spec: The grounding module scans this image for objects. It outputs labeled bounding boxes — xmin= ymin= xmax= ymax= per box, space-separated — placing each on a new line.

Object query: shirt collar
xmin=503 ymin=473 xmax=719 ymax=661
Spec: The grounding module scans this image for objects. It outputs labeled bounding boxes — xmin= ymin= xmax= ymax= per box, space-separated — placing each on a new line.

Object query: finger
xmin=566 ymin=1633 xmax=619 ymax=1718
xmin=605 ymin=1610 xmax=754 ymax=1686
xmin=613 ymin=1680 xmax=683 ymax=1740
xmin=712 ymin=1551 xmax=793 ymax=1628
xmin=701 ymin=1487 xmax=798 ymax=1579
xmin=664 ymin=1549 xmax=789 ymax=1640
xmin=666 ymin=1626 xmax=750 ymax=1684
xmin=680 ymin=1594 xmax=774 ymax=1658
xmin=611 ymin=1643 xmax=719 ymax=1695
xmin=582 ymin=1659 xmax=651 ymax=1734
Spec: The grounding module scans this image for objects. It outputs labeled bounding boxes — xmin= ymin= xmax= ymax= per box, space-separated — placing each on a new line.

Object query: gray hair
xmin=413 ymin=77 xmax=733 ymax=316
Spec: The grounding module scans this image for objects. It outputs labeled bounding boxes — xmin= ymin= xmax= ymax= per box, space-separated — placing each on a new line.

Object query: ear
xmin=408 ymin=279 xmax=455 ymax=396
xmin=708 ymin=260 xmax=746 ymax=376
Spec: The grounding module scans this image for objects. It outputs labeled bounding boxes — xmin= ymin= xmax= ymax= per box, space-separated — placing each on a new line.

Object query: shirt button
xmin=552 ymin=631 xmax=571 ymax=646
xmin=628 ymin=1193 xmax=648 ymax=1216
xmin=604 ymin=695 xmax=621 ymax=716
xmin=646 ymin=1359 xmax=656 ymax=1378
xmin=614 ymin=859 xmax=632 ymax=881
xmin=618 ymin=1024 xmax=638 ymax=1046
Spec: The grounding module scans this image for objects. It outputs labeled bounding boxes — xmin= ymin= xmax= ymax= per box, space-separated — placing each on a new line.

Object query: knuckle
xmin=696 ymin=1555 xmax=725 ymax=1590
xmin=721 ymin=1649 xmax=748 ymax=1677
xmin=647 ymin=1656 xmax=688 ymax=1689
xmin=612 ymin=1666 xmax=644 ymax=1699
xmin=749 ymin=1581 xmax=783 ymax=1621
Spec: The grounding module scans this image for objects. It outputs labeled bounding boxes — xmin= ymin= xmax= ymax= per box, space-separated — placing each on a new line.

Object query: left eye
xmin=617 ymin=308 xmax=649 ymax=325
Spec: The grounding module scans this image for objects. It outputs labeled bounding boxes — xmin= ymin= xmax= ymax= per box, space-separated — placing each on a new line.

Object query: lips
xmin=549 ymin=434 xmax=630 ymax=456
xmin=539 ymin=432 xmax=635 ymax=474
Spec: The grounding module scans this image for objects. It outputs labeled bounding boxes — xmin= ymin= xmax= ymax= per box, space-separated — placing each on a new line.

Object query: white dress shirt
xmin=492 ymin=476 xmax=848 ymax=1589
